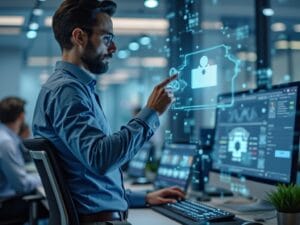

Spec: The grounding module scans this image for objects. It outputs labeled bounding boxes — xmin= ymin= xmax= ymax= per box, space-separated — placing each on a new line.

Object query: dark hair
xmin=0 ymin=97 xmax=26 ymax=123
xmin=52 ymin=0 xmax=117 ymax=51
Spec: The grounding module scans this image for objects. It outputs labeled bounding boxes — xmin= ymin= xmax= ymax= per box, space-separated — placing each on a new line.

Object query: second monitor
xmin=154 ymin=143 xmax=197 ymax=191
xmin=210 ymin=82 xmax=300 ymax=211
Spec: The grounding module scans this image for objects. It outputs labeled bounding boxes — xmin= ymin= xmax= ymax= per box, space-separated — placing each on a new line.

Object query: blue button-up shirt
xmin=32 ymin=61 xmax=159 ymax=214
xmin=0 ymin=123 xmax=41 ymax=198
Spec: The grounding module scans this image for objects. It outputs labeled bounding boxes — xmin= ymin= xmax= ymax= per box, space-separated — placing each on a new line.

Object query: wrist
xmin=145 ymin=193 xmax=151 ymax=206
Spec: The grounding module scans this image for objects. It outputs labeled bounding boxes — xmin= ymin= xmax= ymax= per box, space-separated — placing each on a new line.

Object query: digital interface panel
xmin=212 ymin=86 xmax=298 ymax=183
xmin=155 ymin=144 xmax=196 ymax=190
xmin=168 ymin=45 xmax=239 ymax=111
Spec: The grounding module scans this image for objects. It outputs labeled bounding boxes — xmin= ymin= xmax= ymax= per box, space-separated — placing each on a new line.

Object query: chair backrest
xmin=23 ymin=138 xmax=79 ymax=225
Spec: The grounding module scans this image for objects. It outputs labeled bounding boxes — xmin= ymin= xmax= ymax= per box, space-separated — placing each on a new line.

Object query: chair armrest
xmin=22 ymin=193 xmax=45 ymax=202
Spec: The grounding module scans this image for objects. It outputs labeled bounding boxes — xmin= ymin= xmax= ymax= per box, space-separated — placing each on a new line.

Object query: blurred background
xmin=0 ymin=0 xmax=299 ymax=149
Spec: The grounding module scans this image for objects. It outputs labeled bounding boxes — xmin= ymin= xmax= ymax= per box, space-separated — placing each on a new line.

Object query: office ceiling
xmin=0 ymin=0 xmax=299 ymax=75
xmin=0 ymin=0 xmax=168 ymax=68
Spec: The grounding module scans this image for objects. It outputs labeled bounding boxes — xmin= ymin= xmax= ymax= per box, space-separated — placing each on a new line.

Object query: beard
xmin=81 ymin=41 xmax=109 ymax=75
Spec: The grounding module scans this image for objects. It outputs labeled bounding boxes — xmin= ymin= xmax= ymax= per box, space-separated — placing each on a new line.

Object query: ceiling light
xmin=0 ymin=28 xmax=20 ymax=35
xmin=139 ymin=36 xmax=151 ymax=45
xmin=294 ymin=24 xmax=300 ymax=33
xmin=201 ymin=21 xmax=223 ymax=30
xmin=45 ymin=17 xmax=168 ymax=35
xmin=0 ymin=16 xmax=24 ymax=26
xmin=27 ymin=56 xmax=60 ymax=67
xmin=144 ymin=0 xmax=159 ymax=8
xmin=126 ymin=57 xmax=167 ymax=68
xmin=26 ymin=30 xmax=37 ymax=39
xmin=271 ymin=22 xmax=286 ymax=32
xmin=113 ymin=18 xmax=168 ymax=34
xmin=29 ymin=22 xmax=39 ymax=30
xmin=128 ymin=42 xmax=140 ymax=51
xmin=290 ymin=41 xmax=300 ymax=50
xmin=117 ymin=50 xmax=130 ymax=59
xmin=33 ymin=8 xmax=43 ymax=16
xmin=275 ymin=40 xmax=289 ymax=49
xmin=262 ymin=8 xmax=274 ymax=16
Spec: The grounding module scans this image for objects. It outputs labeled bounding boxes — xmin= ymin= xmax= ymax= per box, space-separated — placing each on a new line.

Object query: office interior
xmin=1 ymin=0 xmax=300 ymax=225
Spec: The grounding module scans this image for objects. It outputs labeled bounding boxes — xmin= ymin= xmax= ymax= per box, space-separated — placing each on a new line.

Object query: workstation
xmin=0 ymin=1 xmax=300 ymax=225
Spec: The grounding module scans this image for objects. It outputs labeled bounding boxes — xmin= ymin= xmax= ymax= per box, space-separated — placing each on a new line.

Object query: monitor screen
xmin=212 ymin=83 xmax=300 ymax=187
xmin=155 ymin=143 xmax=197 ymax=191
xmin=127 ymin=143 xmax=152 ymax=178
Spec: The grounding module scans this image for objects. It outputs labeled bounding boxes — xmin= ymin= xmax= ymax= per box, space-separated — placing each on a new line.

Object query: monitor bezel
xmin=211 ymin=81 xmax=300 ymax=186
xmin=154 ymin=143 xmax=197 ymax=191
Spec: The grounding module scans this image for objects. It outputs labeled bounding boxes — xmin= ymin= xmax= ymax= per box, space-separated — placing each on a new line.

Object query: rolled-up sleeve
xmin=126 ymin=189 xmax=147 ymax=208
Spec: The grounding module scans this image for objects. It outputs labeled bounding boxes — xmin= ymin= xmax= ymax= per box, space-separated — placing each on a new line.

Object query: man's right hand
xmin=146 ymin=74 xmax=177 ymax=116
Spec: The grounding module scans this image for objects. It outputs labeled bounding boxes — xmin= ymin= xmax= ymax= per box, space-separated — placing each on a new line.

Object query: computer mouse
xmin=241 ymin=222 xmax=263 ymax=225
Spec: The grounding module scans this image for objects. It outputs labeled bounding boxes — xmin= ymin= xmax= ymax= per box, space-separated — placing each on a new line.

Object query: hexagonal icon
xmin=168 ymin=44 xmax=240 ymax=111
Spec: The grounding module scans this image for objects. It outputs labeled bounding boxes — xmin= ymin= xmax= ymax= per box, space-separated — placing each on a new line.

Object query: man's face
xmin=81 ymin=13 xmax=116 ymax=75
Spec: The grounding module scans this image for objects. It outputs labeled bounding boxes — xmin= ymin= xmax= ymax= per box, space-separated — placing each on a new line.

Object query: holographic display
xmin=168 ymin=45 xmax=240 ymax=111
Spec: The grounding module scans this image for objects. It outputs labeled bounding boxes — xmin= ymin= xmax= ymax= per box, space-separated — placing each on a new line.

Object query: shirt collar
xmin=55 ymin=61 xmax=97 ymax=88
xmin=0 ymin=123 xmax=21 ymax=144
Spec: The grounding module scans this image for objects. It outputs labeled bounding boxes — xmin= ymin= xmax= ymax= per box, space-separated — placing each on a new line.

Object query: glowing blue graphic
xmin=228 ymin=127 xmax=249 ymax=162
xmin=191 ymin=56 xmax=217 ymax=89
xmin=235 ymin=25 xmax=249 ymax=41
xmin=170 ymin=44 xmax=240 ymax=111
xmin=167 ymin=67 xmax=187 ymax=92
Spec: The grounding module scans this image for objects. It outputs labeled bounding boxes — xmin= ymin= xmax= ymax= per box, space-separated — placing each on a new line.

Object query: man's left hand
xmin=146 ymin=186 xmax=185 ymax=205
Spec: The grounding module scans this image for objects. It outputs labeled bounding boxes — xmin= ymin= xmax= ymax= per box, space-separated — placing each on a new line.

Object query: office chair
xmin=0 ymin=194 xmax=43 ymax=225
xmin=23 ymin=138 xmax=80 ymax=225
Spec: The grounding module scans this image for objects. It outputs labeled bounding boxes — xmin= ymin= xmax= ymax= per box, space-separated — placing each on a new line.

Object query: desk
xmin=127 ymin=208 xmax=277 ymax=225
xmin=128 ymin=209 xmax=181 ymax=225
xmin=125 ymin=183 xmax=277 ymax=225
xmin=37 ymin=185 xmax=277 ymax=225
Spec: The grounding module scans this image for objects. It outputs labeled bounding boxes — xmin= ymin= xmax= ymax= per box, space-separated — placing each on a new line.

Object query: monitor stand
xmin=222 ymin=198 xmax=275 ymax=212
xmin=131 ymin=177 xmax=152 ymax=185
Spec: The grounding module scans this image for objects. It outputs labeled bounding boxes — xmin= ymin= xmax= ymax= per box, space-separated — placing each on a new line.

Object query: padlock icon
xmin=191 ymin=56 xmax=217 ymax=89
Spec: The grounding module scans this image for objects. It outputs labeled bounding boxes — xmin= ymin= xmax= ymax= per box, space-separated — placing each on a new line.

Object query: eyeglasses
xmin=82 ymin=28 xmax=115 ymax=47
xmin=101 ymin=32 xmax=115 ymax=47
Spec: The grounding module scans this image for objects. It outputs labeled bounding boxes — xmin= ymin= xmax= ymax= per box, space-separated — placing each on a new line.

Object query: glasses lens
xmin=102 ymin=34 xmax=114 ymax=46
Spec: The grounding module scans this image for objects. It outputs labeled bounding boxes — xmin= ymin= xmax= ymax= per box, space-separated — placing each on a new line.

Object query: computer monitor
xmin=209 ymin=82 xmax=300 ymax=211
xmin=154 ymin=143 xmax=197 ymax=191
xmin=127 ymin=142 xmax=152 ymax=178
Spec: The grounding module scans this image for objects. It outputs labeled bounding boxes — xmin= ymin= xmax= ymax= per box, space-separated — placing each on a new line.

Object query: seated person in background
xmin=0 ymin=97 xmax=46 ymax=222
xmin=19 ymin=122 xmax=33 ymax=163
xmin=19 ymin=122 xmax=31 ymax=139
xmin=32 ymin=0 xmax=184 ymax=224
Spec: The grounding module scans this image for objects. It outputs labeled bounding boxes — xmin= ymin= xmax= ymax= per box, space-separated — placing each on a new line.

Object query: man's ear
xmin=71 ymin=28 xmax=88 ymax=48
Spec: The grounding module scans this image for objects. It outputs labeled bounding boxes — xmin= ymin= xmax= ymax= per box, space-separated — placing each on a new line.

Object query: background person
xmin=0 ymin=97 xmax=46 ymax=223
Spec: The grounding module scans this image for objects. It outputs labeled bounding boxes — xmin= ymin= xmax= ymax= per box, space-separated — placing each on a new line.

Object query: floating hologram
xmin=170 ymin=44 xmax=240 ymax=111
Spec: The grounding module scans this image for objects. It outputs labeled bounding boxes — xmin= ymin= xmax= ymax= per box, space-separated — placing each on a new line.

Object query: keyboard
xmin=152 ymin=200 xmax=235 ymax=225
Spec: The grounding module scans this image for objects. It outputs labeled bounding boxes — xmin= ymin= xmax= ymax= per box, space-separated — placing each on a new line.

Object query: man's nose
xmin=108 ymin=41 xmax=117 ymax=54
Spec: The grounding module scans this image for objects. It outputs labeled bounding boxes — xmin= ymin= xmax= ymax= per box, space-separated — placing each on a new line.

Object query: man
xmin=0 ymin=97 xmax=41 ymax=222
xmin=32 ymin=0 xmax=184 ymax=224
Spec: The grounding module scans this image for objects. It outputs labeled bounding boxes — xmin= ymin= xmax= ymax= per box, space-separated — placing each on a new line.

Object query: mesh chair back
xmin=23 ymin=138 xmax=79 ymax=225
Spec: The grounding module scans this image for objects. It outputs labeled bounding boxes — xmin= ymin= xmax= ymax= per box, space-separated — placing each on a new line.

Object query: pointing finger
xmin=157 ymin=74 xmax=178 ymax=89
